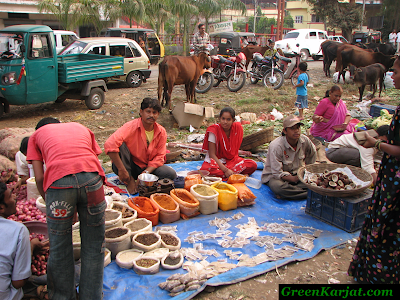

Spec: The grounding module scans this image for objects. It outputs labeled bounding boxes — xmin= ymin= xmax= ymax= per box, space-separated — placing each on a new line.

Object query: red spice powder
xmin=133 ymin=197 xmax=154 ymax=212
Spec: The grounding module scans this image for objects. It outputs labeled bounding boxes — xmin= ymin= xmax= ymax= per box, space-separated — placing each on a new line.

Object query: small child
xmin=293 ymin=62 xmax=309 ymax=119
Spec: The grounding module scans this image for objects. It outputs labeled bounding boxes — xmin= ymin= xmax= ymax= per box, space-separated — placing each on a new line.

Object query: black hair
xmin=0 ymin=182 xmax=7 ymax=206
xmin=299 ymin=62 xmax=307 ymax=72
xmin=35 ymin=117 xmax=60 ymax=130
xmin=140 ymin=97 xmax=161 ymax=112
xmin=198 ymin=23 xmax=205 ymax=30
xmin=219 ymin=106 xmax=235 ymax=119
xmin=377 ymin=125 xmax=390 ymax=137
xmin=324 ymin=85 xmax=343 ymax=98
xmin=19 ymin=136 xmax=29 ymax=155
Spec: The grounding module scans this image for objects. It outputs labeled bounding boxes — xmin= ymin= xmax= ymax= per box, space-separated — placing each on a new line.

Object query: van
xmin=103 ymin=28 xmax=164 ymax=64
xmin=53 ymin=30 xmax=79 ymax=53
xmin=59 ymin=37 xmax=151 ymax=88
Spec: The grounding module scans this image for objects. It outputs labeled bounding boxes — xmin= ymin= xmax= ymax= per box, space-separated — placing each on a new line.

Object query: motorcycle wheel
xmin=291 ymin=70 xmax=311 ymax=86
xmin=262 ymin=69 xmax=284 ymax=90
xmin=195 ymin=72 xmax=214 ymax=93
xmin=227 ymin=71 xmax=246 ymax=92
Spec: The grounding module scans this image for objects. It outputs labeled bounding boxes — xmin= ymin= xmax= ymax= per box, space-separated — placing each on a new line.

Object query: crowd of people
xmin=1 ymin=43 xmax=399 ymax=299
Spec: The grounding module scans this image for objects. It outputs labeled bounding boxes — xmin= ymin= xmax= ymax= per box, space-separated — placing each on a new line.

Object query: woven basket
xmin=240 ymin=126 xmax=274 ymax=151
xmin=298 ymin=163 xmax=373 ymax=197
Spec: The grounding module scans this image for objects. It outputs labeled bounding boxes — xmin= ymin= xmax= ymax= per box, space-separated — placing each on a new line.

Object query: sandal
xmin=37 ymin=285 xmax=49 ymax=300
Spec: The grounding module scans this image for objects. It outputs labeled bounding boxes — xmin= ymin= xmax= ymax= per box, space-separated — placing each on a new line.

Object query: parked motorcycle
xmin=247 ymin=52 xmax=284 ymax=90
xmin=192 ymin=45 xmax=214 ymax=94
xmin=280 ymin=50 xmax=311 ymax=86
xmin=211 ymin=51 xmax=247 ymax=92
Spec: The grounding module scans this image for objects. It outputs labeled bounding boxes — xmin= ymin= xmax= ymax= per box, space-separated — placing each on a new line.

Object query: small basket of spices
xmin=132 ymin=231 xmax=161 ymax=252
xmin=159 ymin=231 xmax=181 ymax=251
xmin=133 ymin=257 xmax=160 ymax=275
xmin=150 ymin=193 xmax=180 ymax=224
xmin=115 ymin=249 xmax=143 ymax=269
xmin=128 ymin=196 xmax=159 ymax=226
xmin=170 ymin=189 xmax=200 ymax=217
xmin=111 ymin=202 xmax=137 ymax=224
xmin=104 ymin=209 xmax=123 ymax=230
xmin=161 ymin=250 xmax=184 ymax=270
xmin=124 ymin=218 xmax=152 ymax=237
xmin=105 ymin=226 xmax=132 ymax=259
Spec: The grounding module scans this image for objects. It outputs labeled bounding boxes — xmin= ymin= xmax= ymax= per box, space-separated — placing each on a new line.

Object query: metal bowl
xmin=137 ymin=173 xmax=159 ymax=187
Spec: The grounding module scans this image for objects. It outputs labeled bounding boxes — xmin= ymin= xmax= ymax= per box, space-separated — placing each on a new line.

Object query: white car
xmin=328 ymin=35 xmax=348 ymax=43
xmin=275 ymin=29 xmax=328 ymax=62
xmin=53 ymin=30 xmax=79 ymax=54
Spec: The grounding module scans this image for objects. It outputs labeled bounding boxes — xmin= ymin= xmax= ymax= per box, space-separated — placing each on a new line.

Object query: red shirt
xmin=104 ymin=118 xmax=167 ymax=169
xmin=27 ymin=123 xmax=104 ymax=191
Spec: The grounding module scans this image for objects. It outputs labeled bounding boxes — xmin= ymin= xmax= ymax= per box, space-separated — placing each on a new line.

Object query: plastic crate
xmin=369 ymin=103 xmax=397 ymax=118
xmin=305 ymin=189 xmax=373 ymax=232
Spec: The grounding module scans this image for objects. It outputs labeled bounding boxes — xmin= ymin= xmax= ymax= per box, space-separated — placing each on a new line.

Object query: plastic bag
xmin=270 ymin=108 xmax=283 ymax=120
xmin=227 ymin=174 xmax=247 ymax=184
xmin=231 ymin=183 xmax=256 ymax=207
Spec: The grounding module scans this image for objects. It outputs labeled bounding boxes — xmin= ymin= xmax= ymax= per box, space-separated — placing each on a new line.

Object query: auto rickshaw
xmin=102 ymin=27 xmax=164 ymax=64
xmin=210 ymin=32 xmax=256 ymax=56
xmin=352 ymin=31 xmax=381 ymax=44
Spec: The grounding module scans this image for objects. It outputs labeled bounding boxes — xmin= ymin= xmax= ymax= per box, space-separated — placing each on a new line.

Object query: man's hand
xmin=31 ymin=238 xmax=49 ymax=256
xmin=126 ymin=176 xmax=138 ymax=195
xmin=118 ymin=168 xmax=130 ymax=185
xmin=362 ymin=132 xmax=377 ymax=149
xmin=282 ymin=175 xmax=299 ymax=183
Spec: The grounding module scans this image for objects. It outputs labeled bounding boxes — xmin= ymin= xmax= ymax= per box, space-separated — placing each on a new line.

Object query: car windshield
xmin=283 ymin=32 xmax=299 ymax=39
xmin=0 ymin=33 xmax=24 ymax=60
xmin=59 ymin=40 xmax=87 ymax=55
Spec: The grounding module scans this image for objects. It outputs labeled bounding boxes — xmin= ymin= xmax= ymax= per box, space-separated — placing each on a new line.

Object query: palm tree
xmin=37 ymin=0 xmax=79 ymax=31
xmin=121 ymin=0 xmax=145 ymax=28
xmin=143 ymin=0 xmax=169 ymax=33
xmin=168 ymin=0 xmax=199 ymax=55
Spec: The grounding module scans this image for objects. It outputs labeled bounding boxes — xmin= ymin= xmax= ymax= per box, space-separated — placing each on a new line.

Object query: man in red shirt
xmin=105 ymin=98 xmax=176 ymax=194
xmin=27 ymin=117 xmax=105 ymax=300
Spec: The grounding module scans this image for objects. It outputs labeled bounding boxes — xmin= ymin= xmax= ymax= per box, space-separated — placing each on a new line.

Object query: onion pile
xmin=29 ymin=233 xmax=48 ymax=276
xmin=7 ymin=197 xmax=46 ymax=223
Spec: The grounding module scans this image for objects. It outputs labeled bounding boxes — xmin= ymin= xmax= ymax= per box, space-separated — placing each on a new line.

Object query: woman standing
xmin=310 ymin=85 xmax=355 ymax=142
xmin=348 ymin=57 xmax=400 ymax=284
xmin=200 ymin=107 xmax=257 ymax=179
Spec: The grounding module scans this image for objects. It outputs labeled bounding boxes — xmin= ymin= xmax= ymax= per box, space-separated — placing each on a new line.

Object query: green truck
xmin=0 ymin=25 xmax=124 ymax=117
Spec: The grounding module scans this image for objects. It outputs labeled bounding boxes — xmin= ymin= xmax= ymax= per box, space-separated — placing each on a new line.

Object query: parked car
xmin=101 ymin=27 xmax=164 ymax=64
xmin=54 ymin=30 xmax=78 ymax=53
xmin=59 ymin=37 xmax=151 ymax=87
xmin=328 ymin=35 xmax=348 ymax=43
xmin=275 ymin=29 xmax=328 ymax=61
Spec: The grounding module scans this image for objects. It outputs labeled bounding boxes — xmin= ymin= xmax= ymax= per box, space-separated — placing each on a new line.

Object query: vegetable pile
xmin=364 ymin=109 xmax=393 ymax=129
xmin=30 ymin=233 xmax=48 ymax=276
xmin=7 ymin=197 xmax=46 ymax=223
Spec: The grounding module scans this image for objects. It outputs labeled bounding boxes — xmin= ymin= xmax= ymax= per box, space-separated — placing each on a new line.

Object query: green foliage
xmin=381 ymin=0 xmax=400 ymax=38
xmin=284 ymin=13 xmax=294 ymax=28
xmin=306 ymin=0 xmax=362 ymax=40
xmin=248 ymin=16 xmax=276 ymax=34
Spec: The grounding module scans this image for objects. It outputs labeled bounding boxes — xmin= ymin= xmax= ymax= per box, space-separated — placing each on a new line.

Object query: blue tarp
xmin=103 ymin=161 xmax=359 ymax=300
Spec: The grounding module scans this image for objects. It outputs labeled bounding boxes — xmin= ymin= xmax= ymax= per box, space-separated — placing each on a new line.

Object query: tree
xmin=143 ymin=0 xmax=169 ymax=33
xmin=306 ymin=0 xmax=362 ymax=41
xmin=121 ymin=0 xmax=145 ymax=28
xmin=37 ymin=0 xmax=79 ymax=31
xmin=381 ymin=0 xmax=400 ymax=38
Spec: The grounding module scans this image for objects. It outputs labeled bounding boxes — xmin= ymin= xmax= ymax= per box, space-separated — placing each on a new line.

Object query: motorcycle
xmin=192 ymin=45 xmax=214 ymax=94
xmin=211 ymin=51 xmax=247 ymax=92
xmin=247 ymin=52 xmax=285 ymax=90
xmin=280 ymin=51 xmax=311 ymax=86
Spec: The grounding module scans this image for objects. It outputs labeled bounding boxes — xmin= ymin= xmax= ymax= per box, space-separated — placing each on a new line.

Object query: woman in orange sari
xmin=200 ymin=107 xmax=257 ymax=179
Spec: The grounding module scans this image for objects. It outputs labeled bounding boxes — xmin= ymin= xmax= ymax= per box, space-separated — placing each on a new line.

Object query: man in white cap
xmin=262 ymin=115 xmax=317 ymax=200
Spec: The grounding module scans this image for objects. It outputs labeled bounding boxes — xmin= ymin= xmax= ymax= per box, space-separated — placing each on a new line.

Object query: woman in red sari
xmin=200 ymin=107 xmax=257 ymax=179
xmin=310 ymin=85 xmax=355 ymax=142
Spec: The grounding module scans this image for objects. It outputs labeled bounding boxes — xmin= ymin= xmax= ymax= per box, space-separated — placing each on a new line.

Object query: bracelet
xmin=374 ymin=140 xmax=382 ymax=150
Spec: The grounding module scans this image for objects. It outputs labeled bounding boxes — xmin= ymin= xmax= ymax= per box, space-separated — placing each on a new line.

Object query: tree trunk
xmin=175 ymin=15 xmax=180 ymax=35
xmin=342 ymin=28 xmax=352 ymax=42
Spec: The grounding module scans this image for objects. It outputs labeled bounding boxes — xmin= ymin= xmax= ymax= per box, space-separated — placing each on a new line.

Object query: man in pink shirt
xmin=105 ymin=98 xmax=176 ymax=194
xmin=27 ymin=117 xmax=105 ymax=300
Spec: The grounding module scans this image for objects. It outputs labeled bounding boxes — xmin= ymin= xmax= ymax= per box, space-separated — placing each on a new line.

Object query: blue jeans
xmin=45 ymin=172 xmax=105 ymax=300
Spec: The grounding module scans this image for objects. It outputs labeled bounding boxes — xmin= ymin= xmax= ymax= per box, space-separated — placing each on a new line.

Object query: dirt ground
xmin=1 ymin=60 xmax=392 ymax=299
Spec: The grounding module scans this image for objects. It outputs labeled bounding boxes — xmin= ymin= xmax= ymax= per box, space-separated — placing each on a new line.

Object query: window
xmin=295 ymin=16 xmax=303 ymax=24
xmin=318 ymin=32 xmax=326 ymax=39
xmin=283 ymin=32 xmax=299 ymax=39
xmin=128 ymin=42 xmax=141 ymax=57
xmin=61 ymin=34 xmax=77 ymax=47
xmin=311 ymin=15 xmax=320 ymax=23
xmin=308 ymin=32 xmax=317 ymax=39
xmin=87 ymin=45 xmax=106 ymax=55
xmin=110 ymin=45 xmax=125 ymax=57
xmin=29 ymin=34 xmax=52 ymax=59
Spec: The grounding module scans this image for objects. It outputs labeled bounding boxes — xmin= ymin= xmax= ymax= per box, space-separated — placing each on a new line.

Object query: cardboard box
xmin=172 ymin=102 xmax=214 ymax=128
